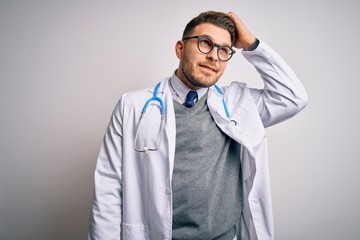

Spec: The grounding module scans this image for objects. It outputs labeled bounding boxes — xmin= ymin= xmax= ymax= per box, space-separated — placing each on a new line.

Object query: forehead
xmin=191 ymin=23 xmax=232 ymax=45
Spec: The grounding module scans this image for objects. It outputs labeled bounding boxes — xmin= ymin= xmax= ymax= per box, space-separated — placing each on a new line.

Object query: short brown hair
xmin=182 ymin=11 xmax=237 ymax=46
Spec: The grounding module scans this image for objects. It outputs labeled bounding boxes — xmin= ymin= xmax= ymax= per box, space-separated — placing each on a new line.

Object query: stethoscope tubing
xmin=214 ymin=85 xmax=230 ymax=119
xmin=141 ymin=82 xmax=231 ymax=119
xmin=134 ymin=82 xmax=233 ymax=152
xmin=141 ymin=82 xmax=166 ymax=115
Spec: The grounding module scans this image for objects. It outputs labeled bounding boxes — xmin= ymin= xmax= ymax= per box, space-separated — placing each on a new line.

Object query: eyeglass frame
xmin=182 ymin=35 xmax=236 ymax=62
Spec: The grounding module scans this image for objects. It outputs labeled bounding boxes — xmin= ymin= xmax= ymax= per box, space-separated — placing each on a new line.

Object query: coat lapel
xmin=158 ymin=78 xmax=177 ymax=180
xmin=207 ymin=84 xmax=265 ymax=157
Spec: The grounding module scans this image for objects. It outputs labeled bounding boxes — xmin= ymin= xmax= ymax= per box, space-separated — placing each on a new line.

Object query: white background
xmin=1 ymin=0 xmax=359 ymax=239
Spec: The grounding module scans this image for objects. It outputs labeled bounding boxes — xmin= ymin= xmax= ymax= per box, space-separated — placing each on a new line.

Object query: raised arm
xmin=227 ymin=12 xmax=308 ymax=127
xmin=227 ymin=11 xmax=257 ymax=50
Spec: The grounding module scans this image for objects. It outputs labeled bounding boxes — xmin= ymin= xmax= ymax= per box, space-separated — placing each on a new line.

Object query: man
xmin=88 ymin=11 xmax=307 ymax=240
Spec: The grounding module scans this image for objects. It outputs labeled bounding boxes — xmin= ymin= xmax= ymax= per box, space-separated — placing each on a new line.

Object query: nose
xmin=206 ymin=47 xmax=218 ymax=62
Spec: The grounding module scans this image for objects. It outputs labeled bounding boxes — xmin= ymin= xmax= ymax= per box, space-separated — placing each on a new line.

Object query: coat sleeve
xmin=88 ymin=97 xmax=124 ymax=240
xmin=242 ymin=40 xmax=308 ymax=127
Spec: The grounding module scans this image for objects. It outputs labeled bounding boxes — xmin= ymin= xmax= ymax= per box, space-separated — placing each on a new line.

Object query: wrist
xmin=239 ymin=34 xmax=256 ymax=51
xmin=245 ymin=38 xmax=259 ymax=51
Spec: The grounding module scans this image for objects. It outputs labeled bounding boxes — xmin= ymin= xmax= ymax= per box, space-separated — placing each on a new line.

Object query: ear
xmin=175 ymin=40 xmax=184 ymax=59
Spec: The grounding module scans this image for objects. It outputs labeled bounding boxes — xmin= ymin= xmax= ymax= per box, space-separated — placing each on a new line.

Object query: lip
xmin=199 ymin=64 xmax=217 ymax=73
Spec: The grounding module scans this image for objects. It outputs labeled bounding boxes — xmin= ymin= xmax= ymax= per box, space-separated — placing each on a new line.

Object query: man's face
xmin=176 ymin=23 xmax=232 ymax=89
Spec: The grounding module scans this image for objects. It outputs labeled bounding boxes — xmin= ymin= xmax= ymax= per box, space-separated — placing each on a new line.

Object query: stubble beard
xmin=181 ymin=55 xmax=221 ymax=89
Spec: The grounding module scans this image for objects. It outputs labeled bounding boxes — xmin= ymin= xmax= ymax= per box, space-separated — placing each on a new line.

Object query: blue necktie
xmin=184 ymin=90 xmax=198 ymax=108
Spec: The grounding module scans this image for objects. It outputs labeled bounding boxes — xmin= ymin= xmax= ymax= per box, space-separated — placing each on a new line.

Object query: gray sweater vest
xmin=172 ymin=95 xmax=243 ymax=240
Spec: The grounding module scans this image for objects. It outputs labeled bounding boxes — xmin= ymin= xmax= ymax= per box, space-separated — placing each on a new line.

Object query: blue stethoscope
xmin=133 ymin=82 xmax=231 ymax=152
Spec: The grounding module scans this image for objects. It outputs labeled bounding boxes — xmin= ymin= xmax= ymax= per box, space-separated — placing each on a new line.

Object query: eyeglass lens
xmin=197 ymin=36 xmax=233 ymax=61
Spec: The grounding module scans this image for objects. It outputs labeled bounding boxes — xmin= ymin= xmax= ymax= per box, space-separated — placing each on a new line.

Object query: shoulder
xmin=217 ymin=81 xmax=257 ymax=113
xmin=220 ymin=81 xmax=250 ymax=97
xmin=114 ymin=78 xmax=171 ymax=112
xmin=123 ymin=77 xmax=170 ymax=99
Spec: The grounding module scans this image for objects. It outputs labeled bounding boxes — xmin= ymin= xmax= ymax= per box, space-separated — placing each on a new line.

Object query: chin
xmin=197 ymin=75 xmax=220 ymax=87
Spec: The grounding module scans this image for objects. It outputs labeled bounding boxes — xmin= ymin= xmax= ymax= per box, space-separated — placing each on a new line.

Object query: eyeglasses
xmin=182 ymin=35 xmax=236 ymax=62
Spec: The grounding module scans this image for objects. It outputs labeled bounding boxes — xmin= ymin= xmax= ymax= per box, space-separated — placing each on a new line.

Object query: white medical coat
xmin=88 ymin=41 xmax=308 ymax=240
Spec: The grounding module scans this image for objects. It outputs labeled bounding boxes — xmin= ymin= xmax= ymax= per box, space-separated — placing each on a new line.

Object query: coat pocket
xmin=122 ymin=223 xmax=149 ymax=240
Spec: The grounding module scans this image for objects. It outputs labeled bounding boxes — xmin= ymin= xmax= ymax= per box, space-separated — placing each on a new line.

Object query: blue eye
xmin=200 ymin=39 xmax=211 ymax=47
xmin=219 ymin=47 xmax=230 ymax=55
